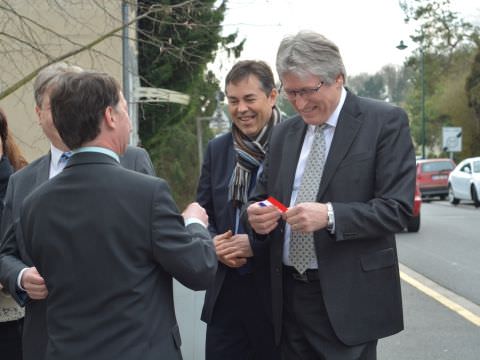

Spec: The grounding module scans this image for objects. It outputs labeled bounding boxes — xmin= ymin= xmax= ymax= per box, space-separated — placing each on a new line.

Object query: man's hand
xmin=213 ymin=230 xmax=248 ymax=268
xmin=21 ymin=267 xmax=48 ymax=300
xmin=283 ymin=202 xmax=328 ymax=233
xmin=247 ymin=201 xmax=281 ymax=234
xmin=182 ymin=202 xmax=208 ymax=227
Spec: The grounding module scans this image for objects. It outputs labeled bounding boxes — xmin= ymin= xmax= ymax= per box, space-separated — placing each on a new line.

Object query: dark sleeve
xmin=120 ymin=147 xmax=156 ymax=176
xmin=0 ymin=174 xmax=29 ymax=305
xmin=0 ymin=156 xmax=14 ymax=204
xmin=151 ymin=179 xmax=217 ymax=290
xmin=133 ymin=147 xmax=156 ymax=176
xmin=333 ymin=106 xmax=416 ymax=240
xmin=196 ymin=141 xmax=218 ymax=237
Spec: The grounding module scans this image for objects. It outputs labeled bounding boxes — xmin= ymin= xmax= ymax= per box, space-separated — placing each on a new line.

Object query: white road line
xmin=399 ymin=263 xmax=480 ymax=327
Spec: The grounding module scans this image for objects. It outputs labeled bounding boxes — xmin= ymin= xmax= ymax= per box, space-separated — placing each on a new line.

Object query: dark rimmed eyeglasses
xmin=280 ymin=81 xmax=324 ymax=100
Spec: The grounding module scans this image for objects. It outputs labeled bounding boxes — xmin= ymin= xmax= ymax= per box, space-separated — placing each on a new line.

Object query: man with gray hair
xmin=0 ymin=62 xmax=156 ymax=360
xmin=246 ymin=31 xmax=416 ymax=359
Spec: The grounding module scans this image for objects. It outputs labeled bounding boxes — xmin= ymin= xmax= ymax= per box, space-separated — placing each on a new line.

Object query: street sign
xmin=442 ymin=127 xmax=462 ymax=152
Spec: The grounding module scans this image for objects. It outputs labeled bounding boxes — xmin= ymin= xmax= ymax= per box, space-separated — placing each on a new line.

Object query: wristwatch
xmin=326 ymin=202 xmax=335 ymax=232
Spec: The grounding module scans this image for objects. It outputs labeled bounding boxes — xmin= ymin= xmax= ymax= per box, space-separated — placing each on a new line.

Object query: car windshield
xmin=473 ymin=160 xmax=480 ymax=173
xmin=421 ymin=161 xmax=454 ymax=172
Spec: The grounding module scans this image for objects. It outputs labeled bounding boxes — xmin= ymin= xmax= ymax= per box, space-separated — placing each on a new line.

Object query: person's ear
xmin=268 ymin=87 xmax=278 ymax=107
xmin=104 ymin=106 xmax=116 ymax=129
xmin=35 ymin=105 xmax=41 ymax=124
xmin=336 ymin=74 xmax=345 ymax=87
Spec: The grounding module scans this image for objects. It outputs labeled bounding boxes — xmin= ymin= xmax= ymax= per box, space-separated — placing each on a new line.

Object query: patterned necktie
xmin=289 ymin=124 xmax=327 ymax=274
xmin=59 ymin=151 xmax=72 ymax=169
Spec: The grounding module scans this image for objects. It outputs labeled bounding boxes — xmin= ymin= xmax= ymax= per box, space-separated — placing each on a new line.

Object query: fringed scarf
xmin=228 ymin=106 xmax=282 ymax=208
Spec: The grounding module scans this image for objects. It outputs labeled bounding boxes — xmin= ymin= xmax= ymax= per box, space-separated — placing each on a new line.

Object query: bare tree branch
xmin=0 ymin=0 xmax=198 ymax=100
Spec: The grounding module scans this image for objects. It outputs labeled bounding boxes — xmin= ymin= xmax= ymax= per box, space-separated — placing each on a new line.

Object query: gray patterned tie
xmin=289 ymin=124 xmax=327 ymax=274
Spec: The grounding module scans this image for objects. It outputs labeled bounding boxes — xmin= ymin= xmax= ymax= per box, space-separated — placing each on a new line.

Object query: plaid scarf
xmin=228 ymin=106 xmax=281 ymax=208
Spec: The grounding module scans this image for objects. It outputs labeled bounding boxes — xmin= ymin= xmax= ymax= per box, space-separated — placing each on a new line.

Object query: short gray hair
xmin=276 ymin=31 xmax=346 ymax=84
xmin=33 ymin=62 xmax=83 ymax=107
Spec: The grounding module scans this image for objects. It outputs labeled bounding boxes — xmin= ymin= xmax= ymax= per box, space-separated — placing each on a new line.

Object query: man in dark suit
xmin=197 ymin=60 xmax=280 ymax=359
xmin=17 ymin=70 xmax=217 ymax=360
xmin=0 ymin=63 xmax=157 ymax=360
xmin=246 ymin=31 xmax=416 ymax=359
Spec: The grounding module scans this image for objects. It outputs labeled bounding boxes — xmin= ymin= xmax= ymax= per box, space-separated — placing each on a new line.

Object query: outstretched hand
xmin=182 ymin=202 xmax=208 ymax=227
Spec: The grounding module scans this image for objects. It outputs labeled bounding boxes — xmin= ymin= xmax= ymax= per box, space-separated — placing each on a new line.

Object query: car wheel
xmin=448 ymin=184 xmax=459 ymax=205
xmin=439 ymin=195 xmax=446 ymax=201
xmin=407 ymin=214 xmax=420 ymax=232
xmin=472 ymin=185 xmax=480 ymax=208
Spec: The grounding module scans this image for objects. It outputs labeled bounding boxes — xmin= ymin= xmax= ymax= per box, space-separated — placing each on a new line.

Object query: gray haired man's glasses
xmin=280 ymin=81 xmax=324 ymax=100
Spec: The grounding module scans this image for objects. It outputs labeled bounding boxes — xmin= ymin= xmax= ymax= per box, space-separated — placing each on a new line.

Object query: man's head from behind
xmin=225 ymin=60 xmax=277 ymax=138
xmin=50 ymin=71 xmax=131 ymax=154
xmin=33 ymin=62 xmax=83 ymax=150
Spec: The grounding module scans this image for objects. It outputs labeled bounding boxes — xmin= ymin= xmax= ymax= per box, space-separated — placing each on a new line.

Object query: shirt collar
xmin=73 ymin=146 xmax=120 ymax=163
xmin=307 ymin=87 xmax=347 ymax=133
xmin=50 ymin=144 xmax=65 ymax=167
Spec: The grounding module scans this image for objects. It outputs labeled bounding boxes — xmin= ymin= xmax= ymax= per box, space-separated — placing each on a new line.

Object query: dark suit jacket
xmin=0 ymin=145 xmax=155 ymax=360
xmin=19 ymin=151 xmax=216 ymax=360
xmin=196 ymin=133 xmax=270 ymax=324
xmin=248 ymin=91 xmax=416 ymax=346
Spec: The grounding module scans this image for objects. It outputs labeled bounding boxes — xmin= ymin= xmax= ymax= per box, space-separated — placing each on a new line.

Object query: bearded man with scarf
xmin=196 ymin=60 xmax=281 ymax=360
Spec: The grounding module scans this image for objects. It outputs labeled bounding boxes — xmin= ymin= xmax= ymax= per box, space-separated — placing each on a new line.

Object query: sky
xmin=211 ymin=0 xmax=480 ymax=83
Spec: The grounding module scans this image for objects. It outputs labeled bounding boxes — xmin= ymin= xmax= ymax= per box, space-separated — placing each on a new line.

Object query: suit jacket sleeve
xmin=133 ymin=147 xmax=156 ymax=176
xmin=0 ymin=176 xmax=29 ymax=305
xmin=120 ymin=146 xmax=156 ymax=176
xmin=333 ymin=105 xmax=416 ymax=240
xmin=152 ymin=179 xmax=217 ymax=290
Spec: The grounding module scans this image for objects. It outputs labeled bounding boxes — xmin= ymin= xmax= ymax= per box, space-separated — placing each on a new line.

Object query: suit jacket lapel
xmin=280 ymin=117 xmax=307 ymax=205
xmin=318 ymin=92 xmax=363 ymax=199
xmin=34 ymin=153 xmax=51 ymax=186
xmin=225 ymin=137 xmax=236 ymax=228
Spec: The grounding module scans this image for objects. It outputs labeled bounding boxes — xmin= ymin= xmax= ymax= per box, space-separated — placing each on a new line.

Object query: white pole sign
xmin=442 ymin=127 xmax=462 ymax=152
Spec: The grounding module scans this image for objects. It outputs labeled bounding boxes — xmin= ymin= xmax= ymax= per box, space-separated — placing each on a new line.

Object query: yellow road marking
xmin=400 ymin=269 xmax=480 ymax=327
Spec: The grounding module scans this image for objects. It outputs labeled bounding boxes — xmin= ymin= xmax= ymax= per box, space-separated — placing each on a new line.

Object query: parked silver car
xmin=448 ymin=156 xmax=480 ymax=207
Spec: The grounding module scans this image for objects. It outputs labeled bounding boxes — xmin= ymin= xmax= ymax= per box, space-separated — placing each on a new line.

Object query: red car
xmin=406 ymin=182 xmax=422 ymax=232
xmin=416 ymin=158 xmax=456 ymax=200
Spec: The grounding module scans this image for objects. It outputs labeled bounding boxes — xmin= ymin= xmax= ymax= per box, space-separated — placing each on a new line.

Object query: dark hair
xmin=50 ymin=71 xmax=121 ymax=149
xmin=0 ymin=108 xmax=28 ymax=170
xmin=225 ymin=60 xmax=276 ymax=96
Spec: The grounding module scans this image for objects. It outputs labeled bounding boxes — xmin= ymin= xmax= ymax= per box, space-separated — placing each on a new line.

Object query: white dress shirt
xmin=282 ymin=87 xmax=347 ymax=269
xmin=49 ymin=144 xmax=69 ymax=179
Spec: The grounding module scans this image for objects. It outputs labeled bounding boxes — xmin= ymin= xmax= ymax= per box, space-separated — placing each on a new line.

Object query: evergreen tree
xmin=137 ymin=0 xmax=243 ymax=207
xmin=400 ymin=0 xmax=479 ymax=157
xmin=465 ymin=44 xmax=480 ymax=156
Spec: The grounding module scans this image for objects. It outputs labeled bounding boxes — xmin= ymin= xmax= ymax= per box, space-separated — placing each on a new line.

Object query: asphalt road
xmin=398 ymin=201 xmax=480 ymax=305
xmin=379 ymin=200 xmax=480 ymax=360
